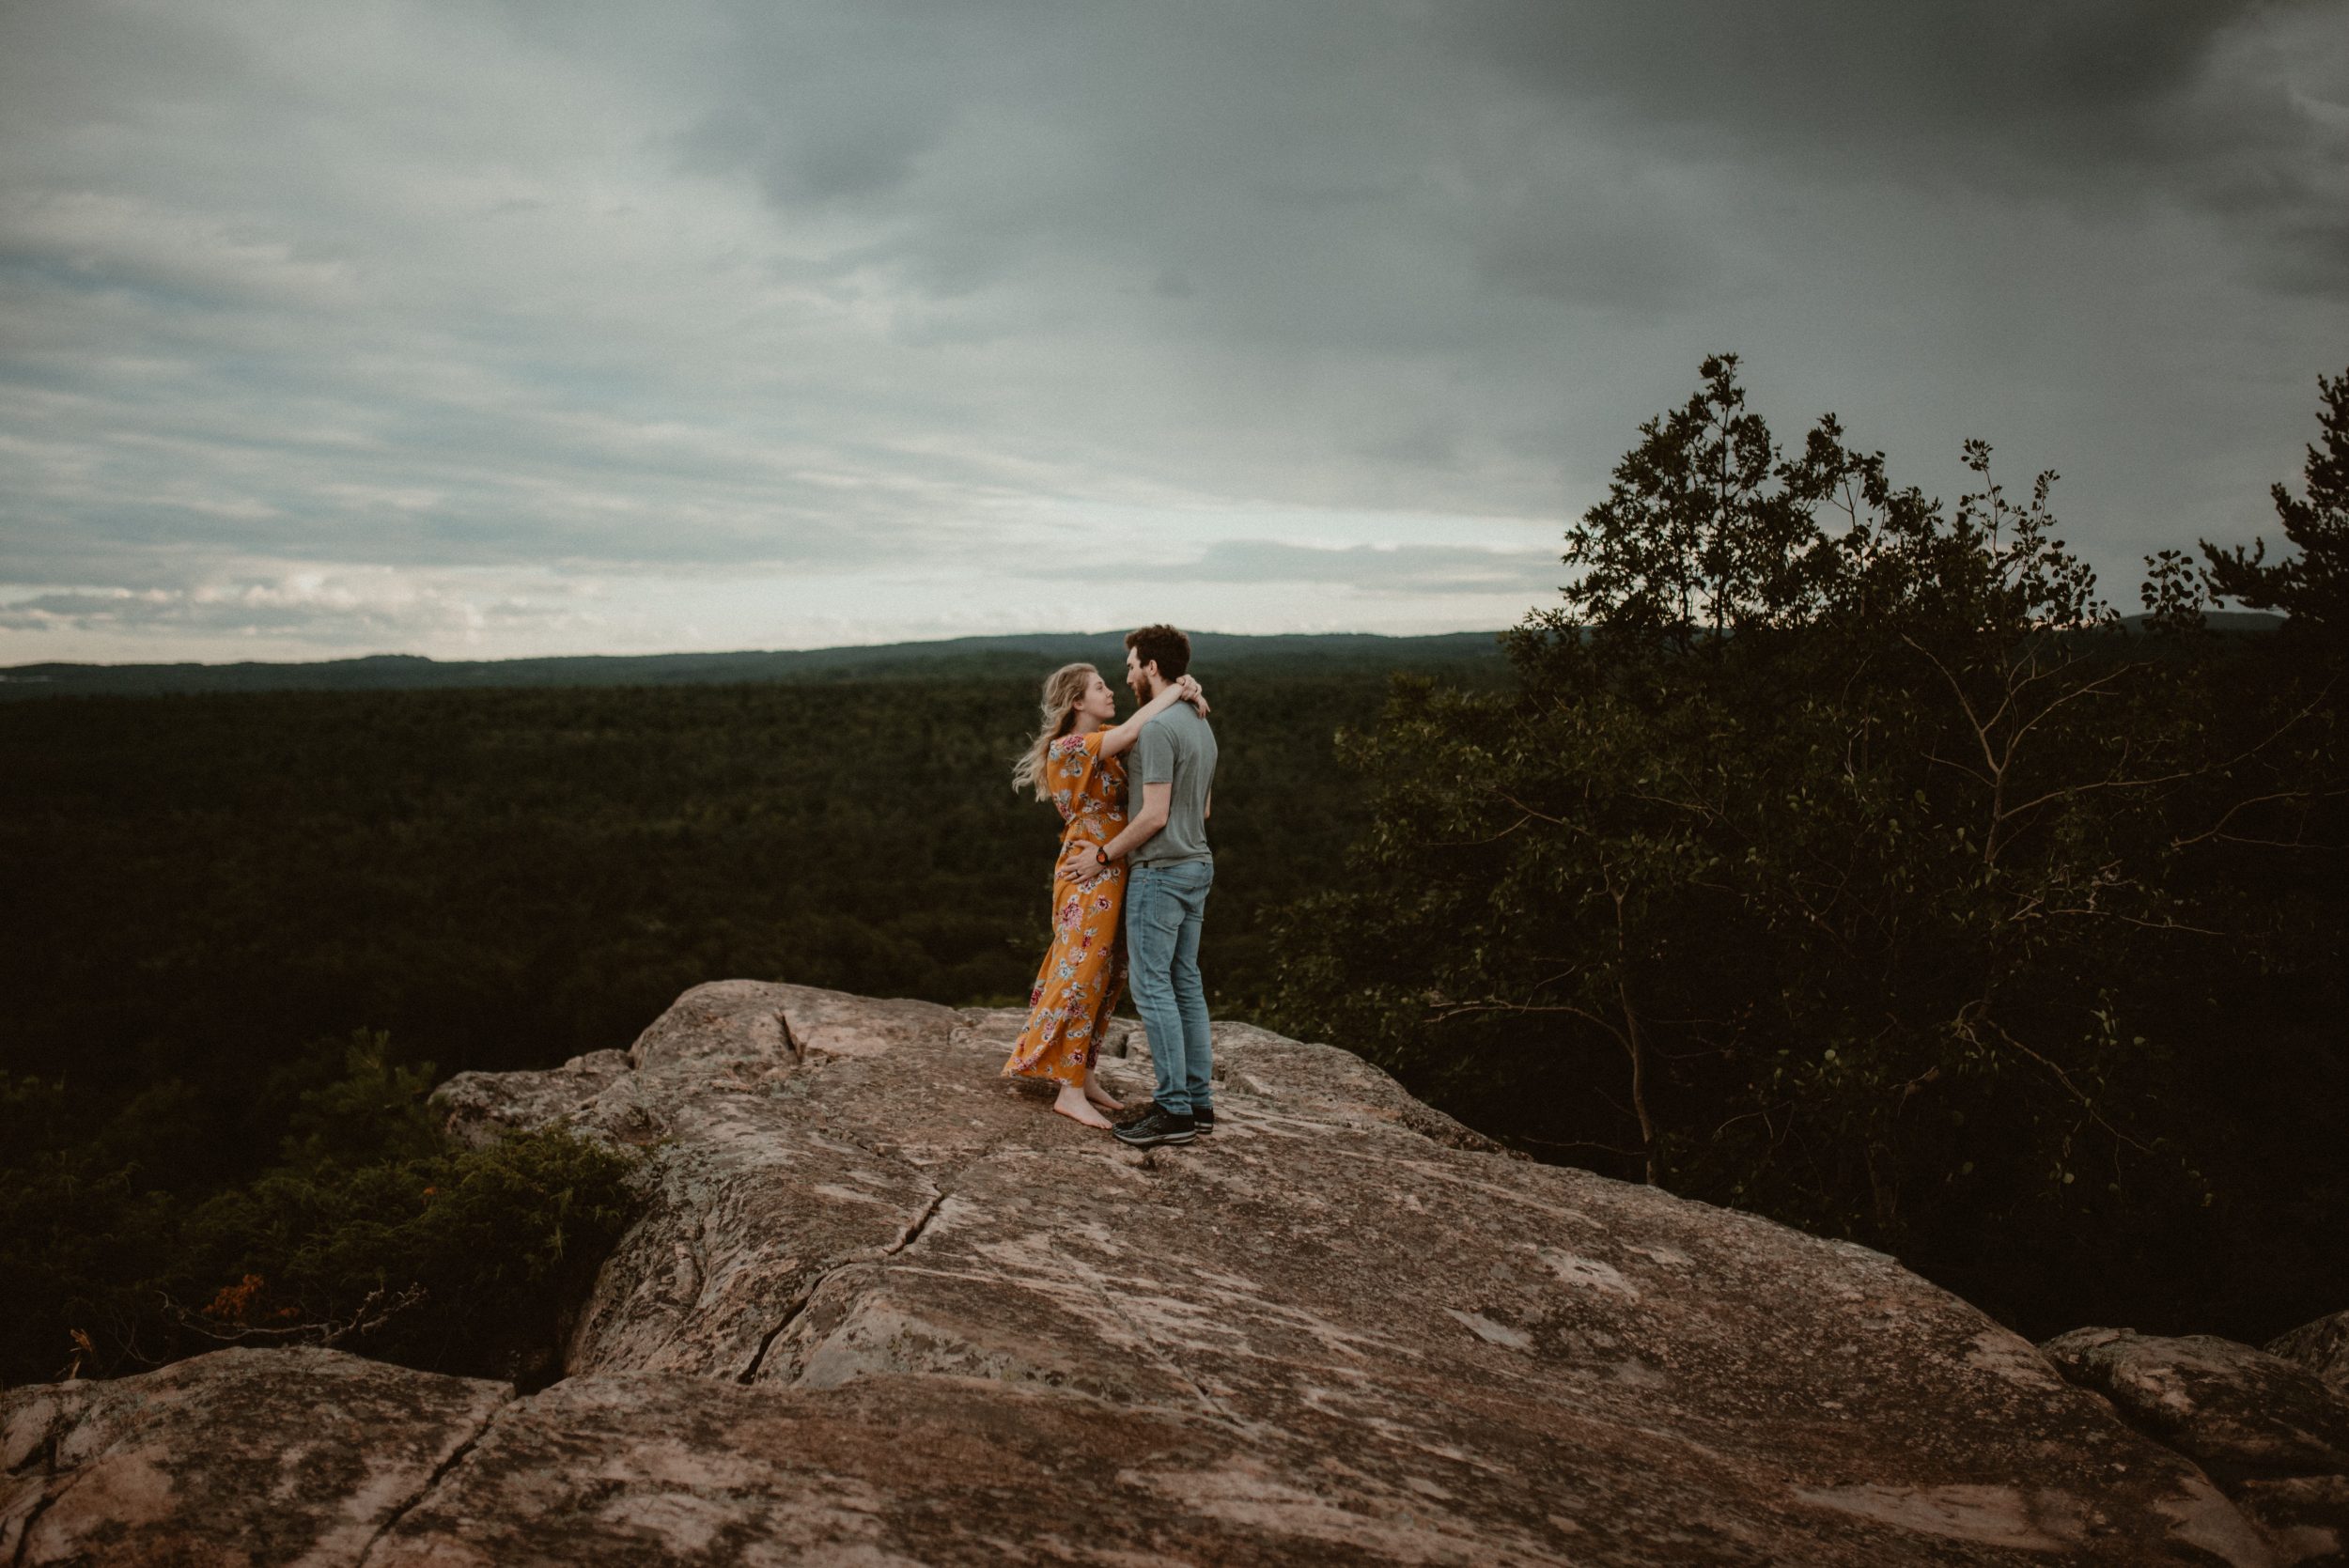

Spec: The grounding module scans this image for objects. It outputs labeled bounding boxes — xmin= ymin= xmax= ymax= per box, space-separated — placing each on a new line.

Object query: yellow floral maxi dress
xmin=1003 ymin=730 xmax=1129 ymax=1085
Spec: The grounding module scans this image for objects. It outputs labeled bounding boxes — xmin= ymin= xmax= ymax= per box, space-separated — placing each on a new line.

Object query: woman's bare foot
xmin=1082 ymin=1068 xmax=1124 ymax=1114
xmin=1053 ymin=1083 xmax=1114 ymax=1129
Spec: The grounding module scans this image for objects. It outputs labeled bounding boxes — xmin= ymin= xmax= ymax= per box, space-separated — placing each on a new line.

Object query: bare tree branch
xmin=162 ymin=1283 xmax=428 ymax=1348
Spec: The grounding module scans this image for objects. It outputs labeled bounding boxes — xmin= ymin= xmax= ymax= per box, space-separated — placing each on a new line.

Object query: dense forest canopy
xmin=0 ymin=653 xmax=1506 ymax=1091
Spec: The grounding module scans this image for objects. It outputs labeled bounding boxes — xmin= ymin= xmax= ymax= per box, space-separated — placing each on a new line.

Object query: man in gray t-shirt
xmin=1129 ymin=701 xmax=1216 ymax=867
xmin=1062 ymin=625 xmax=1219 ymax=1148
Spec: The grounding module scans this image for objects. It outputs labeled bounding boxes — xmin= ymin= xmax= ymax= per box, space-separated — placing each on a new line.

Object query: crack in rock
xmin=10 ymin=1491 xmax=56 ymax=1568
xmin=882 ymin=1189 xmax=945 ymax=1257
xmin=736 ymin=1186 xmax=947 ymax=1386
xmin=6 ymin=1395 xmax=138 ymax=1568
xmin=350 ymin=1393 xmax=512 ymax=1568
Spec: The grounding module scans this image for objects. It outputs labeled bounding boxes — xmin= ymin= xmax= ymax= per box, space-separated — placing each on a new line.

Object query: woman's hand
xmin=1100 ymin=674 xmax=1205 ymax=760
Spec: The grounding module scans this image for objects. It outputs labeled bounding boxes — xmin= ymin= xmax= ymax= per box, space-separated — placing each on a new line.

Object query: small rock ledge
xmin=0 ymin=981 xmax=2331 ymax=1565
xmin=2040 ymin=1323 xmax=2349 ymax=1564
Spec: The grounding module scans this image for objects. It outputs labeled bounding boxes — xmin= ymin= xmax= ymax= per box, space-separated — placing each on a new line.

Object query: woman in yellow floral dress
xmin=1003 ymin=661 xmax=1206 ymax=1128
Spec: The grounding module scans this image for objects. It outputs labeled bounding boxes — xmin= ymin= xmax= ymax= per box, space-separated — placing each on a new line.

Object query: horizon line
xmin=1 ymin=626 xmax=1514 ymax=676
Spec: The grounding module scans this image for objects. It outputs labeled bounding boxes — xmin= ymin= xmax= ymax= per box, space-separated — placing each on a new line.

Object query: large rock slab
xmin=1 ymin=1345 xmax=508 ymax=1567
xmin=4 ymin=982 xmax=2297 ymax=1565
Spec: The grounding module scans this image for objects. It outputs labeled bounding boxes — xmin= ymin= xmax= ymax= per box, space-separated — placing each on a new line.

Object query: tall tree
xmin=2204 ymin=365 xmax=2349 ymax=633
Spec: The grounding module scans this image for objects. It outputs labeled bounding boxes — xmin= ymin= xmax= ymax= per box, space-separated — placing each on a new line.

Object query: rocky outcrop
xmin=2041 ymin=1327 xmax=2349 ymax=1565
xmin=2039 ymin=1330 xmax=2349 ymax=1483
xmin=0 ymin=981 xmax=2305 ymax=1565
xmin=2274 ymin=1313 xmax=2349 ymax=1402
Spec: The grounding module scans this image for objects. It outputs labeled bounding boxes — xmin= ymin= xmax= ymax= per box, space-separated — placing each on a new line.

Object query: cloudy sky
xmin=4 ymin=0 xmax=2345 ymax=663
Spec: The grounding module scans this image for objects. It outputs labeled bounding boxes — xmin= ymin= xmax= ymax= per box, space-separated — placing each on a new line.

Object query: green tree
xmin=1272 ymin=356 xmax=2346 ymax=1337
xmin=275 ymin=1030 xmax=442 ymax=1171
xmin=2203 ymin=364 xmax=2349 ymax=633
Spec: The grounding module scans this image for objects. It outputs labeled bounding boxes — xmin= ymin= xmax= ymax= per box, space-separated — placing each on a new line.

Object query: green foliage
xmin=0 ymin=1072 xmax=180 ymax=1381
xmin=1271 ymin=355 xmax=2347 ymax=1341
xmin=1 ymin=1039 xmax=642 ymax=1387
xmin=274 ymin=1031 xmax=442 ymax=1171
xmin=174 ymin=1120 xmax=640 ymax=1382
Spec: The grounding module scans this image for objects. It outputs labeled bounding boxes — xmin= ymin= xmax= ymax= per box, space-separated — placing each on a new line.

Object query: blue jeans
xmin=1125 ymin=858 xmax=1214 ymax=1117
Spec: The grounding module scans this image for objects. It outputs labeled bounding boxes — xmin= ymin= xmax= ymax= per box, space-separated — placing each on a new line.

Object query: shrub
xmin=1 ymin=1035 xmax=643 ymax=1387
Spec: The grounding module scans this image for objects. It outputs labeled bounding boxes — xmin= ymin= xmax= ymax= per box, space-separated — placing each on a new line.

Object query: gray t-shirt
xmin=1130 ymin=702 xmax=1217 ymax=865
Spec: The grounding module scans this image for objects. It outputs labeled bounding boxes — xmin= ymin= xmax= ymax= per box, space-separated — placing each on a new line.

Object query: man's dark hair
xmin=1124 ymin=624 xmax=1191 ymax=683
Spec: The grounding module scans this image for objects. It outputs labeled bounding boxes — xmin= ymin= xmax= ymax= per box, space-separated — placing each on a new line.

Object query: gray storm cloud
xmin=1 ymin=0 xmax=2343 ymax=659
xmin=1181 ymin=541 xmax=1561 ymax=595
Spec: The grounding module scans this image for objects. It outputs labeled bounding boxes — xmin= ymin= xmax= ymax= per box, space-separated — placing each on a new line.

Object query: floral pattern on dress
xmin=1003 ymin=730 xmax=1129 ymax=1085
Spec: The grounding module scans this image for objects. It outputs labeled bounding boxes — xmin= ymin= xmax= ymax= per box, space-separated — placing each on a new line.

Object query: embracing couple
xmin=1000 ymin=624 xmax=1218 ymax=1150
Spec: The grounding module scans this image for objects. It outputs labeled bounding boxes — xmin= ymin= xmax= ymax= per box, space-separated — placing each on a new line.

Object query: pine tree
xmin=2203 ymin=365 xmax=2349 ymax=632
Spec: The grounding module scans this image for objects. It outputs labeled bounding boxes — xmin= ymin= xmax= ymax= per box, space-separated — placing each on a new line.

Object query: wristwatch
xmin=1094 ymin=846 xmax=1111 ymax=868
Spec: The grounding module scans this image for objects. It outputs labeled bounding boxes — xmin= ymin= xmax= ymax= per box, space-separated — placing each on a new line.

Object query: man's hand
xmin=1059 ymin=840 xmax=1108 ymax=885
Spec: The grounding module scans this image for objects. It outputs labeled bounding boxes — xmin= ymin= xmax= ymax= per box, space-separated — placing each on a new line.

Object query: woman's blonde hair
xmin=1012 ymin=662 xmax=1097 ymax=800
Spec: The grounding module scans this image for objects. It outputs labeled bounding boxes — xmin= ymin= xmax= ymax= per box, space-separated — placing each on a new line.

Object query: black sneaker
xmin=1191 ymin=1106 xmax=1215 ymax=1135
xmin=1112 ymin=1108 xmax=1195 ymax=1148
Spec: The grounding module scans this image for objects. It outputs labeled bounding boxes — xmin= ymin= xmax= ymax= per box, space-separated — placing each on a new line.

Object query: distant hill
xmin=0 ymin=630 xmax=1509 ymax=700
xmin=2114 ymin=610 xmax=2283 ymax=635
xmin=3 ymin=613 xmax=2286 ymax=700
